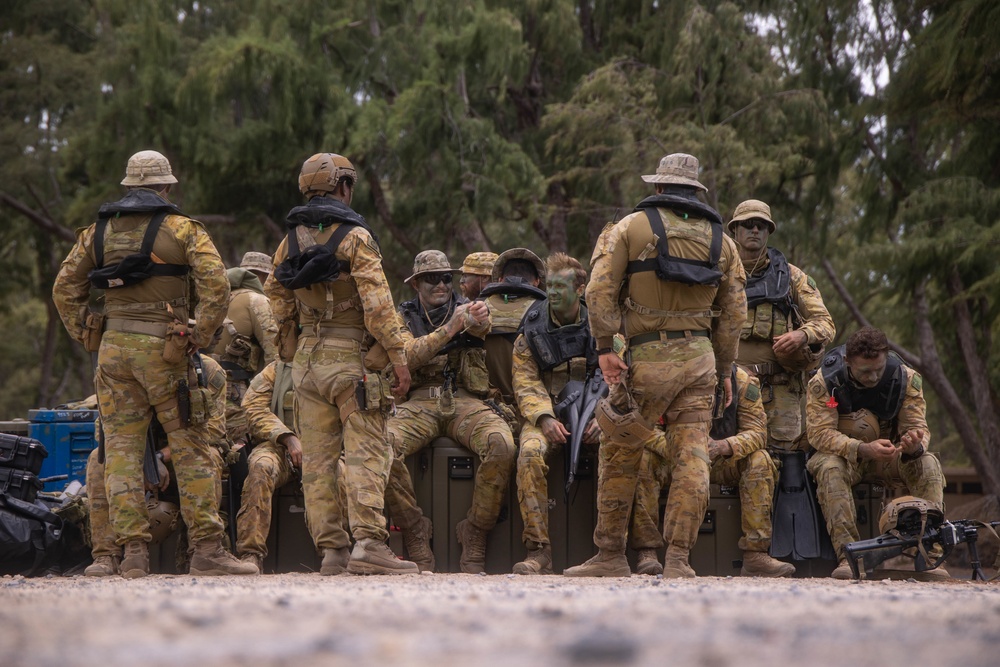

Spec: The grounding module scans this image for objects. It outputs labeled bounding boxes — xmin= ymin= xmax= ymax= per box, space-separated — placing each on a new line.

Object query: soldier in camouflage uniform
xmin=384 ymin=250 xmax=516 ymax=573
xmin=459 ymin=252 xmax=498 ymax=300
xmin=805 ymin=326 xmax=946 ymax=579
xmin=265 ymin=153 xmax=416 ymax=575
xmin=565 ymin=153 xmax=747 ymax=578
xmin=512 ymin=253 xmax=601 ymax=574
xmin=729 ymin=199 xmax=835 ymax=451
xmin=631 ymin=364 xmax=795 ymax=577
xmin=53 ymin=150 xmax=256 ymax=578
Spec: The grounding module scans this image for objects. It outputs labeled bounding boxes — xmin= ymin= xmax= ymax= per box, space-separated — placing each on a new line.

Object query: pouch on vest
xmin=274 ymin=223 xmax=354 ymax=290
xmin=457 ymin=350 xmax=489 ymax=396
xmin=361 ymin=372 xmax=393 ymax=413
xmin=88 ymin=211 xmax=190 ymax=289
xmin=187 ymin=386 xmax=210 ymax=426
xmin=82 ymin=309 xmax=105 ymax=353
xmin=162 ymin=321 xmax=191 ymax=364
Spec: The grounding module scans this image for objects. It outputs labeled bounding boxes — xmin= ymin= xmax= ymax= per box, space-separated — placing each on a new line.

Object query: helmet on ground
xmin=298 ymin=153 xmax=357 ymax=197
xmin=878 ymin=495 xmax=944 ymax=537
xmin=121 ymin=150 xmax=178 ymax=187
xmin=837 ymin=409 xmax=880 ymax=443
xmin=728 ymin=199 xmax=776 ymax=234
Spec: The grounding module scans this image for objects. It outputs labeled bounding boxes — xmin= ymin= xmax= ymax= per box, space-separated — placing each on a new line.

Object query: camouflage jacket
xmin=242 ymin=360 xmax=294 ymax=448
xmin=715 ymin=366 xmax=768 ymax=461
xmin=214 ymin=269 xmax=278 ymax=373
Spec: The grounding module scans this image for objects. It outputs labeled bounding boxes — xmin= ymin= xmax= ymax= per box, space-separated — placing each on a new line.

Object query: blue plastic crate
xmin=28 ymin=409 xmax=99 ymax=492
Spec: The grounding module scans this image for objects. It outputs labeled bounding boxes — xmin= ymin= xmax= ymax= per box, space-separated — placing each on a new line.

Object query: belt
xmin=745 ymin=362 xmax=791 ymax=383
xmin=104 ymin=318 xmax=170 ymax=338
xmin=315 ymin=326 xmax=366 ymax=342
xmin=629 ymin=329 xmax=710 ymax=346
xmin=407 ymin=386 xmax=481 ymax=400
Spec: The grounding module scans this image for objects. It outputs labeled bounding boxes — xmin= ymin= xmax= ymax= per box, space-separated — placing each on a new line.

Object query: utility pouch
xmin=82 ymin=310 xmax=106 ymax=353
xmin=457 ymin=350 xmax=489 ymax=396
xmin=358 ymin=372 xmax=393 ymax=413
xmin=276 ymin=318 xmax=299 ymax=363
xmin=752 ymin=303 xmax=773 ymax=340
xmin=438 ymin=383 xmax=456 ymax=417
xmin=162 ymin=321 xmax=190 ymax=364
xmin=187 ymin=386 xmax=210 ymax=426
xmin=225 ymin=335 xmax=252 ymax=361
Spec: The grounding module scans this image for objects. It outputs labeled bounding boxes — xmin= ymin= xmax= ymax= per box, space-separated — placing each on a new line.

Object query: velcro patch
xmin=744 ymin=383 xmax=760 ymax=402
xmin=807 ymin=276 xmax=817 ymax=289
xmin=911 ymin=372 xmax=922 ymax=391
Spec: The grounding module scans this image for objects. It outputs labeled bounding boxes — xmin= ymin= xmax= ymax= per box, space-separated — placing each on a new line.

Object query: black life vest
xmin=88 ymin=190 xmax=189 ymax=289
xmin=478 ymin=277 xmax=547 ymax=301
xmin=745 ymin=248 xmax=792 ymax=315
xmin=820 ymin=345 xmax=906 ymax=421
xmin=398 ymin=295 xmax=484 ymax=354
xmin=710 ymin=365 xmax=740 ymax=440
xmin=626 ymin=193 xmax=725 ymax=287
xmin=521 ymin=299 xmax=596 ymax=373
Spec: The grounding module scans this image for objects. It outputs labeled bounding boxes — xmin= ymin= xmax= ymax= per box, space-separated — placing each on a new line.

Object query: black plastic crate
xmin=0 ymin=467 xmax=44 ymax=503
xmin=0 ymin=433 xmax=48 ymax=475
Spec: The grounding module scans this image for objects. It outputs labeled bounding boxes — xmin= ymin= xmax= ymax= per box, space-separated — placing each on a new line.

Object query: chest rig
xmin=741 ymin=248 xmax=794 ymax=343
xmin=821 ymin=346 xmax=906 ymax=422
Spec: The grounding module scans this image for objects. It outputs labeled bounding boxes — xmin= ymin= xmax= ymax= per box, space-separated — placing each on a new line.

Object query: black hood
xmin=634 ymin=192 xmax=723 ymax=227
xmin=286 ymin=196 xmax=378 ymax=245
xmin=98 ymin=189 xmax=181 ymax=219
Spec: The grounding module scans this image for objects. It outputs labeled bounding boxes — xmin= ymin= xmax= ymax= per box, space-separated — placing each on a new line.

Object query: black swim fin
xmin=770 ymin=450 xmax=832 ymax=560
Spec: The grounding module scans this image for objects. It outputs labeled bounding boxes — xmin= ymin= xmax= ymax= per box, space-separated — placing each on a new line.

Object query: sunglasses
xmin=421 ymin=273 xmax=453 ymax=286
xmin=737 ymin=219 xmax=770 ymax=232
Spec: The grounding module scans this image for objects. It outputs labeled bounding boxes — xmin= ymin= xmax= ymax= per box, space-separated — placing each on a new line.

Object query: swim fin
xmin=770 ymin=450 xmax=833 ymax=560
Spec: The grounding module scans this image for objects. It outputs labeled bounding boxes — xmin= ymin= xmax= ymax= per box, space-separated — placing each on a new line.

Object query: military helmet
xmin=728 ymin=199 xmax=776 ymax=234
xmin=491 ymin=248 xmax=547 ymax=290
xmin=298 ymin=153 xmax=357 ymax=197
xmin=146 ymin=499 xmax=181 ymax=545
xmin=120 ymin=150 xmax=178 ymax=187
xmin=837 ymin=409 xmax=880 ymax=443
xmin=878 ymin=495 xmax=944 ymax=537
xmin=641 ymin=153 xmax=707 ymax=192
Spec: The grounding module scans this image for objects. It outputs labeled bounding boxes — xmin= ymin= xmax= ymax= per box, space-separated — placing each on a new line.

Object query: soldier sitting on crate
xmin=510 ymin=253 xmax=602 ymax=575
xmin=630 ymin=363 xmax=795 ymax=577
xmin=383 ymin=250 xmax=516 ymax=573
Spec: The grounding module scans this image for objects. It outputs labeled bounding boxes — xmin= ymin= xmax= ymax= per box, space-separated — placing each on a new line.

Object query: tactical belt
xmin=629 ymin=329 xmax=710 ymax=346
xmin=315 ymin=326 xmax=366 ymax=341
xmin=104 ymin=318 xmax=170 ymax=338
xmin=745 ymin=362 xmax=791 ymax=384
xmin=408 ymin=386 xmax=481 ymax=400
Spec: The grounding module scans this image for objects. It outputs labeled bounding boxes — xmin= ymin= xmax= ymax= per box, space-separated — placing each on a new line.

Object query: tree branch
xmin=363 ymin=168 xmax=420 ymax=256
xmin=0 ymin=189 xmax=75 ymax=243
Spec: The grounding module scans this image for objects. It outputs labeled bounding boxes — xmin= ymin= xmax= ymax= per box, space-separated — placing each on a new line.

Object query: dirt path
xmin=2 ymin=573 xmax=997 ymax=667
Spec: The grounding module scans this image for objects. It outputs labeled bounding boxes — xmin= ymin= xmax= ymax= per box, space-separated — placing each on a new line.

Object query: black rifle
xmin=845 ymin=519 xmax=1000 ymax=581
xmin=553 ymin=370 xmax=608 ymax=497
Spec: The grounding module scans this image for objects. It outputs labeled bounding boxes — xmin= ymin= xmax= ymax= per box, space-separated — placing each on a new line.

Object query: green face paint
xmin=546 ymin=269 xmax=580 ymax=324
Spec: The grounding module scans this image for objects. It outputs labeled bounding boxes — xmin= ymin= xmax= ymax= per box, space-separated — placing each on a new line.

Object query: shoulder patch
xmin=513 ymin=335 xmax=529 ymax=353
xmin=911 ymin=372 xmax=922 ymax=391
xmin=744 ymin=383 xmax=760 ymax=402
xmin=807 ymin=276 xmax=817 ymax=289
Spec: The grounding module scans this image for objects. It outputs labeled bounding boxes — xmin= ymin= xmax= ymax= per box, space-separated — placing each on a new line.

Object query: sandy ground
xmin=2 ymin=572 xmax=997 ymax=667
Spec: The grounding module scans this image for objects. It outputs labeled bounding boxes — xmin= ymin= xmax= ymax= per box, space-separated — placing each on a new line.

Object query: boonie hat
xmin=121 ymin=150 xmax=178 ymax=187
xmin=240 ymin=251 xmax=273 ymax=275
xmin=640 ymin=153 xmax=707 ymax=192
xmin=728 ymin=199 xmax=776 ymax=233
xmin=491 ymin=248 xmax=547 ymax=290
xmin=460 ymin=252 xmax=499 ymax=277
xmin=405 ymin=250 xmax=459 ymax=284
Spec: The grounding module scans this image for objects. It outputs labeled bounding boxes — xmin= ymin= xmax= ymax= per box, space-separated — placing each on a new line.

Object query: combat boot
xmin=85 ymin=554 xmax=120 ymax=578
xmin=563 ymin=550 xmax=631 ymax=577
xmin=740 ymin=551 xmax=796 ymax=578
xmin=635 ymin=549 xmax=663 ymax=576
xmin=346 ymin=539 xmax=419 ymax=575
xmin=456 ymin=519 xmax=488 ymax=574
xmin=320 ymin=547 xmax=350 ymax=576
xmin=831 ymin=559 xmax=858 ymax=580
xmin=120 ymin=540 xmax=149 ymax=579
xmin=662 ymin=547 xmax=696 ymax=579
xmin=240 ymin=553 xmax=264 ymax=573
xmin=512 ymin=542 xmax=553 ymax=575
xmin=403 ymin=517 xmax=435 ymax=572
xmin=190 ymin=538 xmax=259 ymax=576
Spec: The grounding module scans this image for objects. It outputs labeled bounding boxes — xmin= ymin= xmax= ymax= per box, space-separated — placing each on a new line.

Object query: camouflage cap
xmin=460 ymin=252 xmax=499 ymax=277
xmin=491 ymin=248 xmax=547 ymax=290
xmin=640 ymin=153 xmax=707 ymax=192
xmin=405 ymin=250 xmax=459 ymax=284
xmin=120 ymin=150 xmax=178 ymax=187
xmin=728 ymin=199 xmax=776 ymax=233
xmin=240 ymin=251 xmax=273 ymax=275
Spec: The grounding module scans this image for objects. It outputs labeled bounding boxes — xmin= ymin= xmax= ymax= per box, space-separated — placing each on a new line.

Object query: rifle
xmin=845 ymin=519 xmax=1000 ymax=581
xmin=554 ymin=370 xmax=609 ymax=497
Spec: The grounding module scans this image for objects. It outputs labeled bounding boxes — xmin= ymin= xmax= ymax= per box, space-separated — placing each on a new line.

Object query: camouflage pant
xmin=386 ymin=394 xmax=516 ymax=532
xmin=85 ymin=448 xmax=117 ymax=558
xmin=632 ymin=441 xmax=778 ymax=552
xmin=760 ymin=376 xmax=803 ymax=450
xmin=807 ymin=451 xmax=945 ymax=558
xmin=515 ymin=423 xmax=557 ymax=548
xmin=594 ymin=337 xmax=716 ymax=553
xmin=94 ymin=331 xmax=224 ymax=545
xmin=293 ymin=334 xmax=390 ymax=547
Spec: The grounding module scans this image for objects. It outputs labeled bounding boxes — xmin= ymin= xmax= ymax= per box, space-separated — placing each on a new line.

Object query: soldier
xmin=631 ymin=364 xmax=795 ymax=577
xmin=53 ymin=150 xmax=254 ymax=577
xmin=729 ymin=199 xmax=835 ymax=451
xmin=384 ymin=250 xmax=516 ymax=573
xmin=511 ymin=253 xmax=601 ymax=574
xmin=265 ymin=152 xmax=416 ymax=575
xmin=241 ymin=251 xmax=273 ymax=286
xmin=458 ymin=252 xmax=498 ymax=300
xmin=564 ymin=153 xmax=746 ymax=578
xmin=480 ymin=248 xmax=548 ymax=409
xmin=805 ymin=326 xmax=946 ymax=579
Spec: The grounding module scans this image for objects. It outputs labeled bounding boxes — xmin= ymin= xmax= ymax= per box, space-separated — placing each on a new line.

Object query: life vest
xmin=820 ymin=345 xmax=906 ymax=421
xmin=521 ymin=299 xmax=596 ymax=374
xmin=399 ymin=295 xmax=487 ymax=393
xmin=741 ymin=248 xmax=794 ymax=342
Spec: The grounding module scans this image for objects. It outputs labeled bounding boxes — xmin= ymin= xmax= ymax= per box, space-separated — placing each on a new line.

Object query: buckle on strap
xmin=623 ymin=297 xmax=720 ymax=319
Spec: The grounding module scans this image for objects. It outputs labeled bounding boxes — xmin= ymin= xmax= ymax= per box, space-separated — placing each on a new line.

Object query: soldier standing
xmin=265 ymin=152 xmax=416 ymax=575
xmin=458 ymin=252 xmax=498 ymax=300
xmin=729 ymin=199 xmax=835 ymax=451
xmin=53 ymin=150 xmax=255 ymax=577
xmin=564 ymin=153 xmax=746 ymax=578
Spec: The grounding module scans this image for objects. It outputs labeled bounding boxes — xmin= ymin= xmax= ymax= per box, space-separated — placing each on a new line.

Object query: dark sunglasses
xmin=737 ymin=219 xmax=770 ymax=232
xmin=421 ymin=273 xmax=453 ymax=286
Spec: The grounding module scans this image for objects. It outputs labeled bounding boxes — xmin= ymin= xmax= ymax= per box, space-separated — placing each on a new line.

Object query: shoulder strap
xmin=139 ymin=211 xmax=170 ymax=256
xmin=285 ymin=221 xmax=357 ymax=261
xmin=625 ymin=208 xmax=722 ymax=275
xmin=94 ymin=219 xmax=108 ymax=268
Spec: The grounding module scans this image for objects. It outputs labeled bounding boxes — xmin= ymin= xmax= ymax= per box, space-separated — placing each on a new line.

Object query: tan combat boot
xmin=563 ymin=549 xmax=631 ymax=577
xmin=455 ymin=519 xmax=488 ymax=574
xmin=120 ymin=540 xmax=149 ymax=579
xmin=831 ymin=559 xmax=857 ymax=580
xmin=85 ymin=554 xmax=120 ymax=578
xmin=403 ymin=517 xmax=435 ymax=572
xmin=240 ymin=553 xmax=264 ymax=573
xmin=512 ymin=542 xmax=553 ymax=575
xmin=741 ymin=551 xmax=796 ymax=578
xmin=189 ymin=538 xmax=259 ymax=576
xmin=662 ymin=547 xmax=696 ymax=579
xmin=346 ymin=539 xmax=419 ymax=575
xmin=320 ymin=547 xmax=350 ymax=576
xmin=635 ymin=549 xmax=663 ymax=576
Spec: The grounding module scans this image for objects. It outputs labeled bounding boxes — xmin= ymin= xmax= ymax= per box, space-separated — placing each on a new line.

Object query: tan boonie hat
xmin=240 ymin=251 xmax=273 ymax=275
xmin=405 ymin=250 xmax=459 ymax=284
xmin=460 ymin=252 xmax=499 ymax=277
xmin=491 ymin=248 xmax=547 ymax=290
xmin=121 ymin=150 xmax=178 ymax=187
xmin=728 ymin=199 xmax=776 ymax=233
xmin=640 ymin=153 xmax=707 ymax=192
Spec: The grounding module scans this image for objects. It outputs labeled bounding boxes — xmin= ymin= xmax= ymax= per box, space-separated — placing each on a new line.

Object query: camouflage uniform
xmin=805 ymin=359 xmax=944 ymax=560
xmin=52 ymin=188 xmax=230 ymax=548
xmin=85 ymin=447 xmax=117 ymax=560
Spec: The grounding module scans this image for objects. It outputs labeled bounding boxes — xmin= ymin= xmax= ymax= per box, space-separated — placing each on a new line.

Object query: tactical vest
xmin=399 ymin=296 xmax=487 ymax=394
xmin=820 ymin=346 xmax=906 ymax=421
xmin=269 ymin=361 xmax=296 ymax=428
xmin=626 ymin=194 xmax=725 ymax=287
xmin=522 ymin=299 xmax=596 ymax=373
xmin=741 ymin=248 xmax=793 ymax=343
xmin=217 ymin=318 xmax=262 ymax=380
xmin=480 ymin=279 xmax=547 ymax=336
xmin=710 ymin=365 xmax=739 ymax=441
